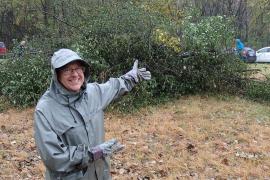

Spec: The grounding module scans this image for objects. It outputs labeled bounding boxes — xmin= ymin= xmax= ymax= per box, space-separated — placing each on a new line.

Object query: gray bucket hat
xmin=51 ymin=48 xmax=90 ymax=80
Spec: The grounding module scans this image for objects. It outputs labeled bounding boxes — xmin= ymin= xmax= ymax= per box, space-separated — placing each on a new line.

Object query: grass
xmin=107 ymin=95 xmax=270 ymax=179
xmin=1 ymin=95 xmax=269 ymax=179
xmin=249 ymin=63 xmax=270 ymax=73
xmin=0 ymin=96 xmax=12 ymax=112
xmin=0 ymin=58 xmax=8 ymax=63
xmin=248 ymin=63 xmax=270 ymax=80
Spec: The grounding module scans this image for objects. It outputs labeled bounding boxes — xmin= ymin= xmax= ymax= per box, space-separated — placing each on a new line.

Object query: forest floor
xmin=0 ymin=95 xmax=270 ymax=179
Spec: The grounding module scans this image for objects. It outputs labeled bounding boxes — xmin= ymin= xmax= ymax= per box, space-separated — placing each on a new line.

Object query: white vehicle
xmin=256 ymin=47 xmax=270 ymax=62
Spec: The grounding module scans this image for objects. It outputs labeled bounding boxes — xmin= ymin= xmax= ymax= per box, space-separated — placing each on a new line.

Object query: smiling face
xmin=57 ymin=61 xmax=85 ymax=93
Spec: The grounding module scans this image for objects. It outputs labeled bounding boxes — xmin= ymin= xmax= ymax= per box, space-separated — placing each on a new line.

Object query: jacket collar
xmin=49 ymin=78 xmax=87 ymax=105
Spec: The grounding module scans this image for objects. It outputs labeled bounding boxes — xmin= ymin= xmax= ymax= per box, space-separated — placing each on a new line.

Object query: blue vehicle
xmin=240 ymin=47 xmax=256 ymax=63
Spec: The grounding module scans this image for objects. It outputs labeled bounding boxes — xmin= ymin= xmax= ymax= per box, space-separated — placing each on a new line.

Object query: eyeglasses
xmin=60 ymin=66 xmax=85 ymax=75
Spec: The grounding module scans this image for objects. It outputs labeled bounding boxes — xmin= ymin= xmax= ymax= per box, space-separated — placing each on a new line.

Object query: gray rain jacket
xmin=34 ymin=61 xmax=134 ymax=180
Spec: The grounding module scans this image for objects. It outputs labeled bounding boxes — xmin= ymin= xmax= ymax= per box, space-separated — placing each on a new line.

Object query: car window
xmin=257 ymin=48 xmax=268 ymax=53
xmin=267 ymin=48 xmax=270 ymax=52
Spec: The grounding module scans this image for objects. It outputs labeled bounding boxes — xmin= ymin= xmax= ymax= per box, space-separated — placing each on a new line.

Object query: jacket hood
xmin=49 ymin=48 xmax=90 ymax=105
xmin=51 ymin=48 xmax=90 ymax=80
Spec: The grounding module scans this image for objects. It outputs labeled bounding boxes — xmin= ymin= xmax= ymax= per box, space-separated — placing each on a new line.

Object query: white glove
xmin=89 ymin=139 xmax=124 ymax=161
xmin=123 ymin=60 xmax=151 ymax=83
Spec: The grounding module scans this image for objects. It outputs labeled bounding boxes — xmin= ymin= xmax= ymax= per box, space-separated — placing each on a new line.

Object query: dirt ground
xmin=0 ymin=95 xmax=270 ymax=179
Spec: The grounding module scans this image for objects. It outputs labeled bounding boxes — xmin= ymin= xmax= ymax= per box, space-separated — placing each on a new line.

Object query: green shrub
xmin=75 ymin=1 xmax=176 ymax=109
xmin=245 ymin=80 xmax=270 ymax=102
xmin=0 ymin=96 xmax=11 ymax=112
xmin=77 ymin=2 xmax=171 ymax=79
xmin=0 ymin=57 xmax=50 ymax=106
xmin=0 ymin=2 xmax=251 ymax=109
xmin=149 ymin=14 xmax=248 ymax=96
xmin=72 ymin=2 xmax=248 ymax=111
xmin=181 ymin=15 xmax=234 ymax=52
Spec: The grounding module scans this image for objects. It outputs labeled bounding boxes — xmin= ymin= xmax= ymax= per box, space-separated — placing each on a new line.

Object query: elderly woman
xmin=34 ymin=49 xmax=151 ymax=179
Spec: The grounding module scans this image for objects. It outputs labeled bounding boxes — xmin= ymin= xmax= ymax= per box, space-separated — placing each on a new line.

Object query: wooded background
xmin=1 ymin=0 xmax=270 ymax=49
xmin=1 ymin=0 xmax=270 ymax=109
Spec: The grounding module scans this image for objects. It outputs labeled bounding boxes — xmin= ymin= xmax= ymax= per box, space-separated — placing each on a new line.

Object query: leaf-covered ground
xmin=0 ymin=96 xmax=270 ymax=179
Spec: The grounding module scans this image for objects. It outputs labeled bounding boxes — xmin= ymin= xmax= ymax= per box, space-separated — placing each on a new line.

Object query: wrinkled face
xmin=57 ymin=61 xmax=85 ymax=93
